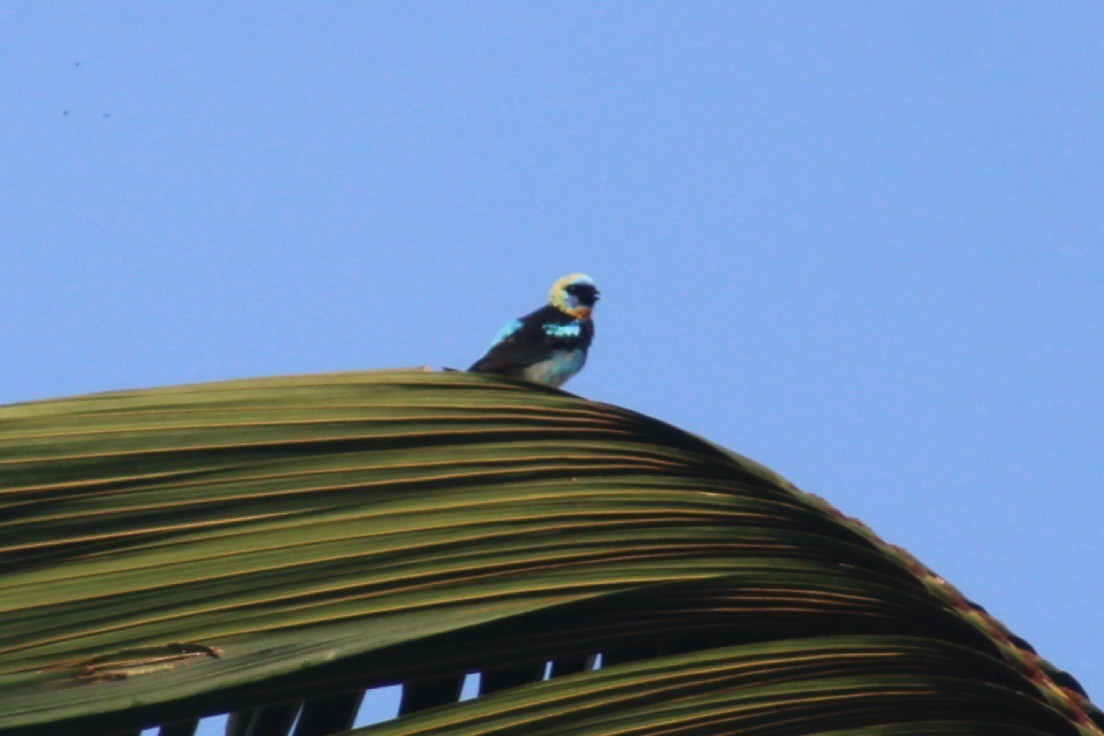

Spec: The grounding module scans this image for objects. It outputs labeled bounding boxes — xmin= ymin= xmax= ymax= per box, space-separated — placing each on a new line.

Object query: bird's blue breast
xmin=521 ymin=349 xmax=587 ymax=388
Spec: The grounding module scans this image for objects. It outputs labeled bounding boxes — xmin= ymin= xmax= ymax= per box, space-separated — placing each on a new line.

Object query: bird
xmin=468 ymin=273 xmax=600 ymax=388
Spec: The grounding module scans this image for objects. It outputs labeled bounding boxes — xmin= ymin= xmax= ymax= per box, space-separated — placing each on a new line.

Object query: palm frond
xmin=0 ymin=370 xmax=1096 ymax=735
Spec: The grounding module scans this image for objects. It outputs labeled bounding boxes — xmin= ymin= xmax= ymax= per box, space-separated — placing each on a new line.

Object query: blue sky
xmin=2 ymin=3 xmax=1101 ymax=732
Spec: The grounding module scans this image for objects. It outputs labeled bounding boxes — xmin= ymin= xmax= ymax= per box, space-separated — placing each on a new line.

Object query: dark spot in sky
xmin=103 ymin=113 xmax=110 ymax=118
xmin=63 ymin=110 xmax=69 ymax=116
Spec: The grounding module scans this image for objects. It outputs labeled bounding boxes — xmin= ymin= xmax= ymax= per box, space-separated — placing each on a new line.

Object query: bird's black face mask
xmin=566 ymin=284 xmax=600 ymax=307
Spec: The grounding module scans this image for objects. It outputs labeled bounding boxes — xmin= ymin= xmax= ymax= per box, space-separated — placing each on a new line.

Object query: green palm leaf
xmin=0 ymin=370 xmax=1096 ymax=736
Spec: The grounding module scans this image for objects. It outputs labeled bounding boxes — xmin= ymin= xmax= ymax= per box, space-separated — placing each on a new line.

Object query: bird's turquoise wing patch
xmin=489 ymin=319 xmax=523 ymax=347
xmin=542 ymin=321 xmax=582 ymax=338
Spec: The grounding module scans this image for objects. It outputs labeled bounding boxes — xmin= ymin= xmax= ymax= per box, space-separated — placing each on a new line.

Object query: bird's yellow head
xmin=549 ymin=273 xmax=600 ymax=319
